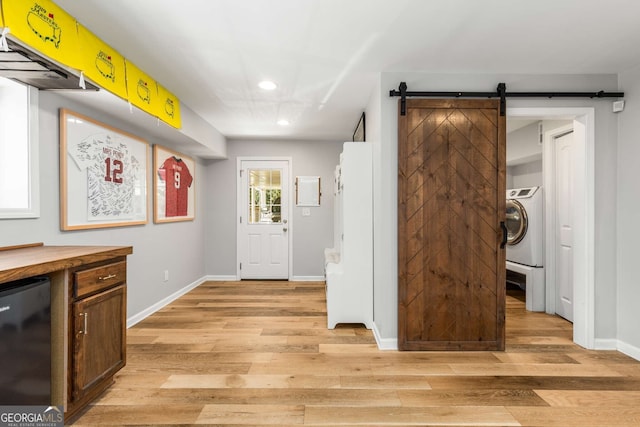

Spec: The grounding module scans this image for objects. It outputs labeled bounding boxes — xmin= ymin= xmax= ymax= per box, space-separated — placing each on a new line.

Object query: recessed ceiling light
xmin=277 ymin=119 xmax=290 ymax=126
xmin=258 ymin=80 xmax=277 ymax=90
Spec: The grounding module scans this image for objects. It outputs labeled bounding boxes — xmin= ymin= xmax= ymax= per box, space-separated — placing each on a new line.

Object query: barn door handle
xmin=500 ymin=221 xmax=508 ymax=249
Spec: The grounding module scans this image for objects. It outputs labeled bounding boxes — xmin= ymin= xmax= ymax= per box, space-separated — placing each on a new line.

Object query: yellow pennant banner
xmin=1 ymin=0 xmax=182 ymax=129
xmin=125 ymin=59 xmax=157 ymax=113
xmin=77 ymin=24 xmax=127 ymax=100
xmin=1 ymin=0 xmax=82 ymax=69
xmin=156 ymin=83 xmax=182 ymax=129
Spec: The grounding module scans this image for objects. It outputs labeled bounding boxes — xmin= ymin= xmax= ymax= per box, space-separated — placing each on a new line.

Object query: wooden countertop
xmin=0 ymin=245 xmax=133 ymax=284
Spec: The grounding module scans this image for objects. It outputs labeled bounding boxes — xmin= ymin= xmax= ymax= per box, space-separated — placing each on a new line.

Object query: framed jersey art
xmin=153 ymin=145 xmax=195 ymax=223
xmin=60 ymin=109 xmax=149 ymax=230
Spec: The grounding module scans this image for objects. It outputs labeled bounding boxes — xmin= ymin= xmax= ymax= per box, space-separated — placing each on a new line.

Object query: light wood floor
xmin=70 ymin=281 xmax=640 ymax=426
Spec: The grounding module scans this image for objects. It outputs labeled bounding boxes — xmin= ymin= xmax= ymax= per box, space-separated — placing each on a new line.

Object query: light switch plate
xmin=613 ymin=100 xmax=625 ymax=113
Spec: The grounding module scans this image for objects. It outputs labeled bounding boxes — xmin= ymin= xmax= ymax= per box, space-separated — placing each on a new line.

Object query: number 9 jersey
xmin=157 ymin=156 xmax=193 ymax=217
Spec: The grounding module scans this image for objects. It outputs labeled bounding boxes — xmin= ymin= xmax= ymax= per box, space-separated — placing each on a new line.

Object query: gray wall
xmin=507 ymin=161 xmax=543 ymax=189
xmin=507 ymin=121 xmax=543 ymax=189
xmin=506 ymin=120 xmax=572 ymax=189
xmin=507 ymin=121 xmax=542 ymax=166
xmin=0 ymin=89 xmax=347 ymax=323
xmin=204 ymin=139 xmax=344 ymax=278
xmin=372 ymin=72 xmax=621 ymax=346
xmin=0 ymin=91 xmax=208 ymax=321
xmin=617 ymin=64 xmax=640 ymax=353
xmin=4 ymin=71 xmax=637 ymax=355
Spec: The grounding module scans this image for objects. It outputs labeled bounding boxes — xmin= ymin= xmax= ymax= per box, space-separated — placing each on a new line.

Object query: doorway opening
xmin=236 ymin=157 xmax=292 ymax=280
xmin=507 ymin=107 xmax=595 ymax=349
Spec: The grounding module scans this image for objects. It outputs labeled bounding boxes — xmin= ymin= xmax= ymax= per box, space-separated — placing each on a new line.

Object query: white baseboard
xmin=204 ymin=275 xmax=325 ymax=282
xmin=594 ymin=338 xmax=640 ymax=362
xmin=204 ymin=275 xmax=239 ymax=281
xmin=127 ymin=276 xmax=207 ymax=328
xmin=594 ymin=338 xmax=618 ymax=351
xmin=617 ymin=340 xmax=640 ymax=362
xmin=372 ymin=322 xmax=398 ymax=350
xmin=291 ymin=275 xmax=325 ymax=281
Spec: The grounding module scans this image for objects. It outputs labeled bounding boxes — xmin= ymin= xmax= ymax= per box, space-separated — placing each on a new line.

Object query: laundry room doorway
xmin=508 ymin=107 xmax=595 ymax=349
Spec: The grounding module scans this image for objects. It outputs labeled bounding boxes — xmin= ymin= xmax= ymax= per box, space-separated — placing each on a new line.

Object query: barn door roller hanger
xmin=390 ymin=82 xmax=624 ymax=116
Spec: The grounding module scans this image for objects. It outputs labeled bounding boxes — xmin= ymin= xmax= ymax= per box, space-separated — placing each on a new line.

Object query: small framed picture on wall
xmin=153 ymin=145 xmax=195 ymax=223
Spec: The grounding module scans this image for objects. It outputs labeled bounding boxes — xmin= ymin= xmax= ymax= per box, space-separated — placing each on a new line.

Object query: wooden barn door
xmin=398 ymin=99 xmax=506 ymax=351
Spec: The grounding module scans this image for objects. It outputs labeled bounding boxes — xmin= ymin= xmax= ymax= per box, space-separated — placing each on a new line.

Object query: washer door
xmin=506 ymin=199 xmax=528 ymax=245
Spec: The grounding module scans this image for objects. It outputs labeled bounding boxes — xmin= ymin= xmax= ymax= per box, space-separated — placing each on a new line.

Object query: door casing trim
xmin=236 ymin=156 xmax=293 ymax=280
xmin=508 ymin=107 xmax=595 ymax=350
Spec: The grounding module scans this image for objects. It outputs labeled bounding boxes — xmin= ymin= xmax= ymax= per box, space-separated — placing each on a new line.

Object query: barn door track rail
xmin=390 ymin=82 xmax=624 ymax=116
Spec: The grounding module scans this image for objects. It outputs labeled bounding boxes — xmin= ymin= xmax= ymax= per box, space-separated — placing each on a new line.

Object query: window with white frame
xmin=0 ymin=76 xmax=39 ymax=218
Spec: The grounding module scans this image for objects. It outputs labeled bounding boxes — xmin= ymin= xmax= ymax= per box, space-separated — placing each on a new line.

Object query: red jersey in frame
xmin=158 ymin=156 xmax=193 ymax=217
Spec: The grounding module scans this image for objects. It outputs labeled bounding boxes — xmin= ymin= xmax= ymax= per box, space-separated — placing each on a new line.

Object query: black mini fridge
xmin=0 ymin=276 xmax=51 ymax=405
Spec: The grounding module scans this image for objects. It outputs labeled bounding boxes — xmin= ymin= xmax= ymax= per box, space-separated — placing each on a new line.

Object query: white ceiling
xmin=53 ymin=0 xmax=640 ymax=143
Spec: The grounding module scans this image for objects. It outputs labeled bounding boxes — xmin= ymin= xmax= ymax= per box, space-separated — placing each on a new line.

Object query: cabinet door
xmin=72 ymin=284 xmax=126 ymax=400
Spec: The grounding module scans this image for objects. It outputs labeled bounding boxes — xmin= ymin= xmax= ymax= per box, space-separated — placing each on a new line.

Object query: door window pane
xmin=248 ymin=169 xmax=281 ymax=224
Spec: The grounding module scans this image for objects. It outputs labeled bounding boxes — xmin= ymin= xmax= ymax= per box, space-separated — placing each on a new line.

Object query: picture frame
xmin=296 ymin=176 xmax=321 ymax=206
xmin=153 ymin=145 xmax=196 ymax=223
xmin=59 ymin=109 xmax=149 ymax=230
xmin=352 ymin=112 xmax=366 ymax=142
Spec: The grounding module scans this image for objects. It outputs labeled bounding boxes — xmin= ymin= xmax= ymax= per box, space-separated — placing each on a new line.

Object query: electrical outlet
xmin=163 ymin=270 xmax=169 ymax=282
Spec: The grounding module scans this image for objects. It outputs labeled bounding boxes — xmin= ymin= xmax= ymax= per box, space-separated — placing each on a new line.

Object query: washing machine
xmin=506 ymin=186 xmax=545 ymax=311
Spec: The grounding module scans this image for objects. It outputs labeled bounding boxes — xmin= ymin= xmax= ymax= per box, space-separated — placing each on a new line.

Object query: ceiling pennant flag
xmin=156 ymin=83 xmax=182 ymax=128
xmin=1 ymin=0 xmax=182 ymax=128
xmin=0 ymin=3 xmax=5 ymax=29
xmin=1 ymin=0 xmax=82 ymax=69
xmin=124 ymin=59 xmax=158 ymax=116
xmin=77 ymin=23 xmax=127 ymax=100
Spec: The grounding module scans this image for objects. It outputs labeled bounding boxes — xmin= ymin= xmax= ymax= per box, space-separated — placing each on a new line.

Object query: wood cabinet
xmin=0 ymin=244 xmax=132 ymax=422
xmin=67 ymin=259 xmax=127 ymax=413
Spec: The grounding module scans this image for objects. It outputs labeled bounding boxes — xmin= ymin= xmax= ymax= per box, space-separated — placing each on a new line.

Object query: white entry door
xmin=555 ymin=131 xmax=575 ymax=322
xmin=238 ymin=159 xmax=290 ymax=279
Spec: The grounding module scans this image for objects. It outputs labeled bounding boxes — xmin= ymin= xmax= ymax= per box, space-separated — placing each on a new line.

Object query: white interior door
xmin=238 ymin=159 xmax=289 ymax=279
xmin=555 ymin=131 xmax=574 ymax=322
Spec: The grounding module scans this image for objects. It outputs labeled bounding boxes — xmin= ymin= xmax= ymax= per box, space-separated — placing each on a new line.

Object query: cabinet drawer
xmin=75 ymin=261 xmax=126 ymax=298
